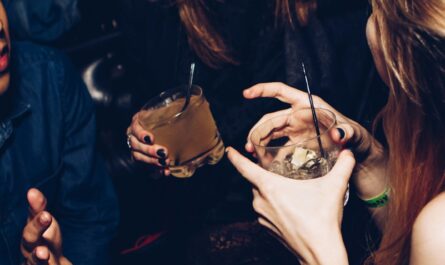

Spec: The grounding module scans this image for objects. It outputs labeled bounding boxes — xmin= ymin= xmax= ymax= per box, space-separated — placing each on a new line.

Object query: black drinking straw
xmin=302 ymin=63 xmax=326 ymax=158
xmin=182 ymin=62 xmax=196 ymax=112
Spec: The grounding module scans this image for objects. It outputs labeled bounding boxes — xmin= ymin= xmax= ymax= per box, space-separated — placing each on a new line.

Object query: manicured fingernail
xmin=337 ymin=128 xmax=345 ymax=139
xmin=158 ymin=158 xmax=166 ymax=166
xmin=144 ymin=136 xmax=152 ymax=144
xmin=225 ymin=147 xmax=230 ymax=153
xmin=157 ymin=149 xmax=166 ymax=158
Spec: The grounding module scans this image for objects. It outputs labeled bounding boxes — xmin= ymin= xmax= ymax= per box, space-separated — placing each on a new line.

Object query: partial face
xmin=366 ymin=12 xmax=389 ymax=86
xmin=0 ymin=2 xmax=10 ymax=96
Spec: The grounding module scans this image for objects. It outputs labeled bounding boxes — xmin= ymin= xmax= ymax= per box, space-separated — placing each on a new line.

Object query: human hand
xmin=227 ymin=147 xmax=354 ymax=265
xmin=21 ymin=189 xmax=72 ymax=265
xmin=243 ymin=82 xmax=387 ymax=199
xmin=127 ymin=111 xmax=170 ymax=175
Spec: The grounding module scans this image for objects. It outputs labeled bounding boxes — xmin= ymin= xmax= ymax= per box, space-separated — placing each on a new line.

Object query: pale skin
xmin=127 ymin=112 xmax=171 ymax=176
xmin=21 ymin=189 xmax=72 ymax=265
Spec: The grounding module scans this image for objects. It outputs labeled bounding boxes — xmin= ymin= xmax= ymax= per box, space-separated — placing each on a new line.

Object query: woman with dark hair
xmin=116 ymin=0 xmax=383 ymax=263
xmin=124 ymin=0 xmax=380 ymax=170
xmin=227 ymin=0 xmax=445 ymax=264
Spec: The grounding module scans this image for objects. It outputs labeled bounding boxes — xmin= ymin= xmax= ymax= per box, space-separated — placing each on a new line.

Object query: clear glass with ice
xmin=250 ymin=107 xmax=349 ymax=204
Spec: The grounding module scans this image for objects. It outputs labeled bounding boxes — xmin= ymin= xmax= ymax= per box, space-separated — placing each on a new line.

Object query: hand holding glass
xmin=137 ymin=85 xmax=224 ymax=178
xmin=251 ymin=108 xmax=341 ymax=179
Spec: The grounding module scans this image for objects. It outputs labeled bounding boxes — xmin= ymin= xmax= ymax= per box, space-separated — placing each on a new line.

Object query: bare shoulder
xmin=410 ymin=192 xmax=445 ymax=265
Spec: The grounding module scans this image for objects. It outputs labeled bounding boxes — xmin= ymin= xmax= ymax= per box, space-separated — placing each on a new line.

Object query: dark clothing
xmin=112 ymin=0 xmax=386 ymax=263
xmin=120 ymin=0 xmax=287 ymax=147
xmin=3 ymin=0 xmax=80 ymax=42
xmin=0 ymin=42 xmax=118 ymax=265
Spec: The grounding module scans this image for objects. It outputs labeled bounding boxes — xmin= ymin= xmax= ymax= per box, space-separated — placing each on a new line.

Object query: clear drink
xmin=139 ymin=85 xmax=224 ymax=178
xmin=268 ymin=147 xmax=338 ymax=180
xmin=250 ymin=108 xmax=348 ymax=204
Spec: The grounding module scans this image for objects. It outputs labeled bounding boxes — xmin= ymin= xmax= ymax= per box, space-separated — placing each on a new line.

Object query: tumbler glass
xmin=138 ymin=85 xmax=224 ymax=178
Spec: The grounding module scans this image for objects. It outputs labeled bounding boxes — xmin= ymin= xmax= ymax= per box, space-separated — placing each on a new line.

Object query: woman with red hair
xmin=227 ymin=0 xmax=445 ymax=264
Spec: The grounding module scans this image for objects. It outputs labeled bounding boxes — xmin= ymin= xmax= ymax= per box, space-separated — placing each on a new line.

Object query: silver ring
xmin=127 ymin=134 xmax=132 ymax=150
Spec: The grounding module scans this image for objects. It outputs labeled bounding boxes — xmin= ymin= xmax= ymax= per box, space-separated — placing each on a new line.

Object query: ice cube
xmin=291 ymin=147 xmax=317 ymax=168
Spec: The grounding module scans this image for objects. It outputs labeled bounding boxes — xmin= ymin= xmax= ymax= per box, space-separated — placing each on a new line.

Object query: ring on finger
xmin=127 ymin=134 xmax=133 ymax=150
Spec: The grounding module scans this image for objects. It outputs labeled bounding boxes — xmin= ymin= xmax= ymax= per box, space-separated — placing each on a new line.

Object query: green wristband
xmin=359 ymin=188 xmax=390 ymax=208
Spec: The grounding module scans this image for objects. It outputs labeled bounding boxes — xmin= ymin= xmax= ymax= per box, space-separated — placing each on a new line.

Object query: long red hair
xmin=367 ymin=0 xmax=445 ymax=264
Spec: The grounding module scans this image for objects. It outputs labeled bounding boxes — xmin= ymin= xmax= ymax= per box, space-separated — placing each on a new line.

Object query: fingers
xmin=161 ymin=168 xmax=171 ymax=176
xmin=331 ymin=123 xmax=378 ymax=163
xmin=128 ymin=113 xmax=170 ymax=168
xmin=246 ymin=108 xmax=292 ymax=152
xmin=22 ymin=212 xmax=52 ymax=252
xmin=326 ymin=150 xmax=356 ymax=186
xmin=226 ymin=147 xmax=268 ymax=187
xmin=27 ymin=189 xmax=47 ymax=218
xmin=41 ymin=217 xmax=62 ymax=250
xmin=243 ymin=82 xmax=307 ymax=105
xmin=23 ymin=246 xmax=50 ymax=265
xmin=329 ymin=124 xmax=354 ymax=146
xmin=132 ymin=150 xmax=170 ymax=168
xmin=32 ymin=246 xmax=50 ymax=265
xmin=128 ymin=134 xmax=168 ymax=159
xmin=128 ymin=112 xmax=153 ymax=145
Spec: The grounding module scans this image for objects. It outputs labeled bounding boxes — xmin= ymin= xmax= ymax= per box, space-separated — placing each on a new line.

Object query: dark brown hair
xmin=176 ymin=0 xmax=317 ymax=68
xmin=275 ymin=0 xmax=317 ymax=27
xmin=176 ymin=0 xmax=237 ymax=68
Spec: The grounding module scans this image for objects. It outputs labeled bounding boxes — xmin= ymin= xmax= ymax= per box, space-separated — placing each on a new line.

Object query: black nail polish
xmin=337 ymin=128 xmax=345 ymax=139
xmin=144 ymin=136 xmax=152 ymax=144
xmin=157 ymin=149 xmax=166 ymax=158
xmin=158 ymin=158 xmax=166 ymax=166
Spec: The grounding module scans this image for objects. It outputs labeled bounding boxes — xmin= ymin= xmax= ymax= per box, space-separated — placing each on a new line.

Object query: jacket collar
xmin=0 ymin=99 xmax=31 ymax=149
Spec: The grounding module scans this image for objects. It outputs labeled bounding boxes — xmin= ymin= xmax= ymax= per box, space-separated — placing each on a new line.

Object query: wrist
xmin=299 ymin=227 xmax=348 ymax=265
xmin=353 ymin=159 xmax=388 ymax=199
xmin=355 ymin=178 xmax=387 ymax=200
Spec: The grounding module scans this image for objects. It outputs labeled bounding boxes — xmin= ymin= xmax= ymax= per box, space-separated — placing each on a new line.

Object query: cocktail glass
xmin=250 ymin=108 xmax=348 ymax=203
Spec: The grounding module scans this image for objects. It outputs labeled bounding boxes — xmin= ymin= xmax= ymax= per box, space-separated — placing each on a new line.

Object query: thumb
xmin=226 ymin=147 xmax=267 ymax=188
xmin=326 ymin=150 xmax=356 ymax=186
xmin=27 ymin=188 xmax=47 ymax=218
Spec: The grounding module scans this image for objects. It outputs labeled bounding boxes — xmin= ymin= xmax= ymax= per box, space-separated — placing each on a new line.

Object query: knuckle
xmin=313 ymin=95 xmax=322 ymax=104
xmin=132 ymin=152 xmax=143 ymax=161
xmin=21 ymin=232 xmax=29 ymax=242
xmin=261 ymin=113 xmax=272 ymax=121
xmin=130 ymin=136 xmax=140 ymax=148
xmin=252 ymin=199 xmax=262 ymax=213
xmin=141 ymin=145 xmax=151 ymax=155
xmin=132 ymin=113 xmax=139 ymax=122
xmin=257 ymin=217 xmax=267 ymax=227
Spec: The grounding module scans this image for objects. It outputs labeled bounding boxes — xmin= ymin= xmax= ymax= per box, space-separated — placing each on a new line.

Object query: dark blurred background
xmin=3 ymin=0 xmax=382 ymax=264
